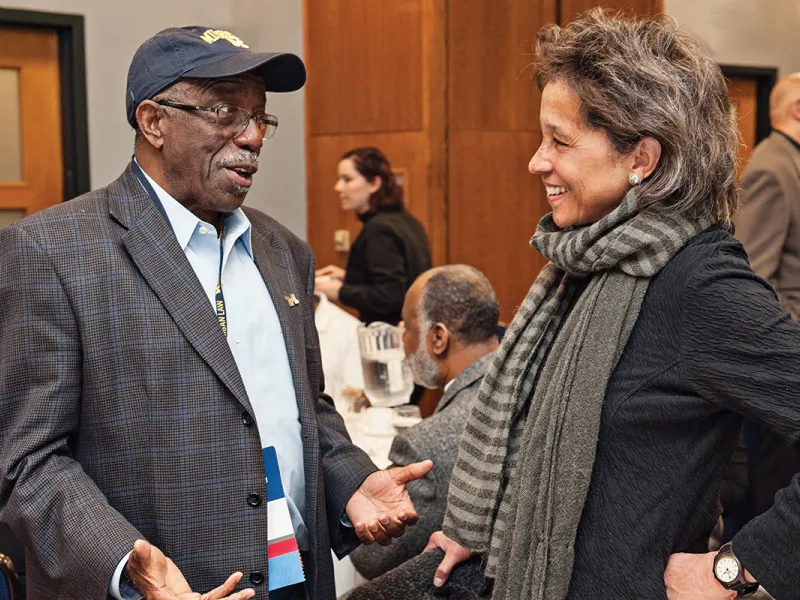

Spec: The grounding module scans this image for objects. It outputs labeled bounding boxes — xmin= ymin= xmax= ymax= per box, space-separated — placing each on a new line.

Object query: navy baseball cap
xmin=126 ymin=26 xmax=306 ymax=127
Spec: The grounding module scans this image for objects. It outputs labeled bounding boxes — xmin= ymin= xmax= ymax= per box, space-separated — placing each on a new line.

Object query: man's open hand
xmin=127 ymin=539 xmax=256 ymax=600
xmin=345 ymin=460 xmax=433 ymax=545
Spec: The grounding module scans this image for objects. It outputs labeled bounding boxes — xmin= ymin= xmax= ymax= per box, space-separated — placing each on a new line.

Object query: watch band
xmin=713 ymin=543 xmax=759 ymax=597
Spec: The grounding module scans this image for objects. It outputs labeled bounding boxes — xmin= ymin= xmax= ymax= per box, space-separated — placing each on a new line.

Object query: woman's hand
xmin=315 ymin=265 xmax=346 ymax=281
xmin=424 ymin=531 xmax=473 ymax=588
xmin=315 ymin=277 xmax=343 ymax=302
xmin=664 ymin=552 xmax=737 ymax=600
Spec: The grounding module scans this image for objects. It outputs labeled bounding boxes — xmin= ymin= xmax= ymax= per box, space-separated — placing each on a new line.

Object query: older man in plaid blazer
xmin=0 ymin=27 xmax=431 ymax=600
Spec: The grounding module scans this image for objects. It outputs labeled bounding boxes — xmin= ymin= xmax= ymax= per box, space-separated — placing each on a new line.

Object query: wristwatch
xmin=713 ymin=543 xmax=760 ymax=597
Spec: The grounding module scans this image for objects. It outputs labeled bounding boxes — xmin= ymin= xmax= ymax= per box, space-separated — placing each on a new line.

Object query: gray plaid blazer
xmin=349 ymin=353 xmax=493 ymax=580
xmin=0 ymin=165 xmax=377 ymax=600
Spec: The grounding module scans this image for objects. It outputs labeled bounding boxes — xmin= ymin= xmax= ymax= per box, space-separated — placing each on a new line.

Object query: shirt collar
xmin=134 ymin=158 xmax=253 ymax=258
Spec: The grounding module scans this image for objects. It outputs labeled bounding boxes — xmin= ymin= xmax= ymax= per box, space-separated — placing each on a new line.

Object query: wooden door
xmin=726 ymin=76 xmax=758 ymax=176
xmin=0 ymin=26 xmax=64 ymax=225
xmin=446 ymin=0 xmax=557 ymax=323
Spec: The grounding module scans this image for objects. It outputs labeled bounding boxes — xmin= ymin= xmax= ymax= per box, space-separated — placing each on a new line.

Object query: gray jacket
xmin=349 ymin=353 xmax=494 ymax=580
xmin=735 ymin=131 xmax=800 ymax=320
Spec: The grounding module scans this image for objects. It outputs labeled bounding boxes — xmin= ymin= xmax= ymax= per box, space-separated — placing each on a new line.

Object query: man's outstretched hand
xmin=127 ymin=539 xmax=256 ymax=600
xmin=345 ymin=460 xmax=434 ymax=545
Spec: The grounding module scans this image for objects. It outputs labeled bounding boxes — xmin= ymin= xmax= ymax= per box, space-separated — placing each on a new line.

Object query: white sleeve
xmin=108 ymin=551 xmax=132 ymax=600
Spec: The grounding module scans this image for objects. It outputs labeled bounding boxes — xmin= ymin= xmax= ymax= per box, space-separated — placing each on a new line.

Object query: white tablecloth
xmin=332 ymin=412 xmax=397 ymax=597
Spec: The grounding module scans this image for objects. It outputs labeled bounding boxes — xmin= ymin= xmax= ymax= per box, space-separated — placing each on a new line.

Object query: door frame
xmin=0 ymin=8 xmax=90 ymax=200
xmin=720 ymin=65 xmax=778 ymax=145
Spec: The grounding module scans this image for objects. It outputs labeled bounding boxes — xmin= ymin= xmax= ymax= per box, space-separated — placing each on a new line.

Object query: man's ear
xmin=429 ymin=322 xmax=450 ymax=357
xmin=135 ymin=100 xmax=166 ymax=149
xmin=790 ymin=99 xmax=800 ymax=123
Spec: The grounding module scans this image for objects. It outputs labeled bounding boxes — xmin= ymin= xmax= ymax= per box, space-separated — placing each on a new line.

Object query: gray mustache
xmin=218 ymin=152 xmax=260 ymax=169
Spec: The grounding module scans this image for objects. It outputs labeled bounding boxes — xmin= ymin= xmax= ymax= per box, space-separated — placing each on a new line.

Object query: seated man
xmin=349 ymin=265 xmax=499 ymax=580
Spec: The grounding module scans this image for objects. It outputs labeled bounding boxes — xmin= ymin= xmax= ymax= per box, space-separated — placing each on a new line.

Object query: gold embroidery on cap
xmin=200 ymin=29 xmax=250 ymax=48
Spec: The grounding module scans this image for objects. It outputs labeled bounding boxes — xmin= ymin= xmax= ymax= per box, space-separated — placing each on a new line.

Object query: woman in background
xmin=315 ymin=147 xmax=431 ymax=325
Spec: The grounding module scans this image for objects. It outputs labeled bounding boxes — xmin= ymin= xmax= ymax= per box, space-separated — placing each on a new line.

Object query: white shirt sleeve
xmin=109 ymin=551 xmax=132 ymax=600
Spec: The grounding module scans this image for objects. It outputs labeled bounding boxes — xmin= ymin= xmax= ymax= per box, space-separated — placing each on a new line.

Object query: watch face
xmin=715 ymin=556 xmax=740 ymax=584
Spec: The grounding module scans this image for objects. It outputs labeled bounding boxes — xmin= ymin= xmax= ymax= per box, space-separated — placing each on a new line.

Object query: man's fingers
xmin=389 ymin=460 xmax=433 ymax=485
xmin=355 ymin=521 xmax=376 ymax=545
xmin=366 ymin=520 xmax=393 ymax=546
xmin=378 ymin=514 xmax=407 ymax=538
xmin=397 ymin=509 xmax=418 ymax=527
xmin=200 ymin=572 xmax=249 ymax=600
xmin=128 ymin=539 xmax=160 ymax=592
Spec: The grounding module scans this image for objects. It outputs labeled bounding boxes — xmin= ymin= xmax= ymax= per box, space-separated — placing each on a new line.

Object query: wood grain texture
xmin=727 ymin=77 xmax=758 ymax=176
xmin=306 ymin=0 xmax=424 ymax=136
xmin=448 ymin=0 xmax=556 ymax=132
xmin=0 ymin=27 xmax=63 ymax=215
xmin=448 ymin=131 xmax=549 ymax=323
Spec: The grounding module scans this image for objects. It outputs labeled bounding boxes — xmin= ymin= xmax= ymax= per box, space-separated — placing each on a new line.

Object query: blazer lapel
xmin=111 ymin=165 xmax=252 ymax=414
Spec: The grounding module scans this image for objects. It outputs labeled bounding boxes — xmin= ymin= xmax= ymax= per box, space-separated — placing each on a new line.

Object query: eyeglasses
xmin=156 ymin=100 xmax=279 ymax=140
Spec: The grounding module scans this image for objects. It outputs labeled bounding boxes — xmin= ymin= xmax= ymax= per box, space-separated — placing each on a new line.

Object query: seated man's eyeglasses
xmin=157 ymin=100 xmax=279 ymax=140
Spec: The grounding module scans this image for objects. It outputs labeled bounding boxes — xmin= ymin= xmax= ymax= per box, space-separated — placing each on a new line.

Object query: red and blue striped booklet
xmin=263 ymin=446 xmax=305 ymax=592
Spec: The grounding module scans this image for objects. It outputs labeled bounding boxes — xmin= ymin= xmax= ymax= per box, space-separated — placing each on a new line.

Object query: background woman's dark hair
xmin=341 ymin=146 xmax=404 ymax=212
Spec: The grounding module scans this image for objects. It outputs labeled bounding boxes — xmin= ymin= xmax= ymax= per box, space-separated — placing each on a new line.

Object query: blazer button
xmin=241 ymin=412 xmax=254 ymax=427
xmin=247 ymin=493 xmax=262 ymax=507
xmin=249 ymin=571 xmax=265 ymax=585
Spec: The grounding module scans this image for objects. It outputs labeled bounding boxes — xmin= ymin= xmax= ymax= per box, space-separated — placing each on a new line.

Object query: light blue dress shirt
xmin=111 ymin=164 xmax=307 ymax=599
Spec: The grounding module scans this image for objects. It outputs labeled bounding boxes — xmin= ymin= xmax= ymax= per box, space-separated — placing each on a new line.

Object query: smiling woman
xmin=347 ymin=8 xmax=800 ymax=600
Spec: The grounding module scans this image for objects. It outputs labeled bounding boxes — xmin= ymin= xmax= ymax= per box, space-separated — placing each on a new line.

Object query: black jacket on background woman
xmin=339 ymin=210 xmax=431 ymax=325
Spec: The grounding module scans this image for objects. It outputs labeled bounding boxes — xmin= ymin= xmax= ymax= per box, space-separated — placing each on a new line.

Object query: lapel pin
xmin=285 ymin=293 xmax=299 ymax=307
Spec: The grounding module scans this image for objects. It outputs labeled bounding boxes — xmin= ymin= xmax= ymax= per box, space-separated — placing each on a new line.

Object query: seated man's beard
xmin=407 ymin=336 xmax=442 ymax=390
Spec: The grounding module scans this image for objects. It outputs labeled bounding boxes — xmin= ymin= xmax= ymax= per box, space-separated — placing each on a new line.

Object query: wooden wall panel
xmin=560 ymin=0 xmax=663 ymax=23
xmin=448 ymin=0 xmax=556 ymax=132
xmin=727 ymin=77 xmax=758 ymax=175
xmin=447 ymin=0 xmax=556 ymax=322
xmin=306 ymin=0 xmax=424 ymax=135
xmin=448 ymin=131 xmax=549 ymax=323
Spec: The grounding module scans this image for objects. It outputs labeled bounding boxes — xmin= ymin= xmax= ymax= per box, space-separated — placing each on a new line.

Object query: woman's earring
xmin=628 ymin=173 xmax=642 ymax=186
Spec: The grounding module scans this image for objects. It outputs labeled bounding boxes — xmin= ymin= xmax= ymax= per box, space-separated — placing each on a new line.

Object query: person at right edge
xmin=734 ymin=73 xmax=800 ymax=529
xmin=347 ymin=9 xmax=800 ymax=600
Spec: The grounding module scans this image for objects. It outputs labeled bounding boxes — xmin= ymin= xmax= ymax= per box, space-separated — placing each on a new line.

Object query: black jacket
xmin=569 ymin=228 xmax=800 ymax=599
xmin=339 ymin=210 xmax=431 ymax=324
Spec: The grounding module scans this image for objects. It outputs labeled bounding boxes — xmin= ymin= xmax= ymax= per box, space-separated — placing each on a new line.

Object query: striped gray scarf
xmin=442 ymin=189 xmax=715 ymax=600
